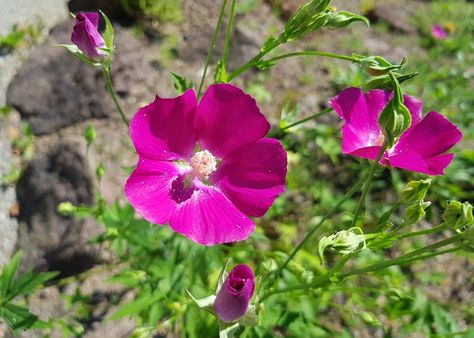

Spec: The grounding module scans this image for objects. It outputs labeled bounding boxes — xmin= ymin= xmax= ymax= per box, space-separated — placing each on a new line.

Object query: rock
xmin=15 ymin=138 xmax=100 ymax=275
xmin=7 ymin=20 xmax=169 ymax=136
xmin=370 ymin=0 xmax=424 ymax=34
xmin=0 ymin=120 xmax=18 ymax=267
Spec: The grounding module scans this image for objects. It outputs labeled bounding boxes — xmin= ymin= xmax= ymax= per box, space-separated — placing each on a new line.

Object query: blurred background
xmin=0 ymin=0 xmax=473 ymax=337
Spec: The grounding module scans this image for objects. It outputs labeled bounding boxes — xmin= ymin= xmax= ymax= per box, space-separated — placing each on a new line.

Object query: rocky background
xmin=0 ymin=0 xmax=471 ymax=337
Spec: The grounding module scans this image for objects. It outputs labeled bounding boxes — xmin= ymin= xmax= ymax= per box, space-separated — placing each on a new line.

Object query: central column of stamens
xmin=190 ymin=150 xmax=217 ymax=179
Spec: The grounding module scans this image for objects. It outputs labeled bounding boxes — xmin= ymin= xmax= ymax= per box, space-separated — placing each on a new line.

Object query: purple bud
xmin=431 ymin=24 xmax=448 ymax=40
xmin=71 ymin=12 xmax=106 ymax=59
xmin=213 ymin=264 xmax=255 ymax=323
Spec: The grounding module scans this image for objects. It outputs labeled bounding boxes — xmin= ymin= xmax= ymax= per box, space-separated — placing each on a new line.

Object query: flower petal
xmin=71 ymin=12 xmax=105 ymax=58
xmin=330 ymin=88 xmax=388 ymax=152
xmin=125 ymin=158 xmax=181 ymax=225
xmin=403 ymin=94 xmax=423 ymax=129
xmin=81 ymin=12 xmax=100 ymax=28
xmin=130 ymin=89 xmax=198 ymax=161
xmin=388 ymin=150 xmax=429 ymax=174
xmin=196 ymin=84 xmax=270 ymax=158
xmin=212 ymin=138 xmax=287 ymax=217
xmin=424 ymin=153 xmax=455 ymax=176
xmin=393 ymin=111 xmax=462 ymax=158
xmin=170 ymin=184 xmax=255 ymax=246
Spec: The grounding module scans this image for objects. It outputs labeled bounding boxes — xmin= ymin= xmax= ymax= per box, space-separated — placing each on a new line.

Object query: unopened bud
xmin=58 ymin=202 xmax=76 ymax=215
xmin=401 ymin=179 xmax=431 ymax=204
xmin=325 ymin=11 xmax=369 ymax=29
xmin=404 ymin=201 xmax=431 ymax=225
xmin=318 ymin=227 xmax=366 ymax=263
xmin=443 ymin=200 xmax=474 ymax=230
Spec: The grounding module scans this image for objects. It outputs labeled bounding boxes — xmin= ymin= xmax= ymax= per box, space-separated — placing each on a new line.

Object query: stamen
xmin=190 ymin=150 xmax=217 ymax=178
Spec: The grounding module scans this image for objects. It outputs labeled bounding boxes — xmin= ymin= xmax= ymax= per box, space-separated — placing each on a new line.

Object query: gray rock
xmin=371 ymin=0 xmax=423 ymax=34
xmin=15 ymin=138 xmax=100 ymax=275
xmin=0 ymin=123 xmax=18 ymax=267
xmin=7 ymin=19 xmax=172 ymax=136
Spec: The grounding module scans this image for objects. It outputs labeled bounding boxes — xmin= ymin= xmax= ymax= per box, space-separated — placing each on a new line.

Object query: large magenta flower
xmin=125 ymin=84 xmax=287 ymax=246
xmin=71 ymin=12 xmax=106 ymax=59
xmin=329 ymin=87 xmax=462 ymax=175
xmin=213 ymin=264 xmax=255 ymax=323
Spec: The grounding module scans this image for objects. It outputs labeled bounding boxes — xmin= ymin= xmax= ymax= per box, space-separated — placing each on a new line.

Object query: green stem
xmin=197 ymin=0 xmax=228 ymax=98
xmin=222 ymin=0 xmax=236 ymax=71
xmin=227 ymin=39 xmax=282 ymax=81
xmin=102 ymin=66 xmax=129 ymax=127
xmin=269 ymin=174 xmax=367 ymax=287
xmin=259 ymin=243 xmax=462 ymax=302
xmin=351 ymin=144 xmax=387 ymax=227
xmin=398 ymin=222 xmax=449 ymax=239
xmin=268 ymin=107 xmax=333 ymax=137
xmin=263 ymin=51 xmax=356 ymax=64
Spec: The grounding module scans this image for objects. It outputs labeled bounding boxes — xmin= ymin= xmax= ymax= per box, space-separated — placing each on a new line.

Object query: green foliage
xmin=119 ymin=0 xmax=183 ymax=23
xmin=0 ymin=252 xmax=58 ymax=333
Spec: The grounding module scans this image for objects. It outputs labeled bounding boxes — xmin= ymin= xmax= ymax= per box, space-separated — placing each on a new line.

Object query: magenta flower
xmin=213 ymin=264 xmax=255 ymax=323
xmin=431 ymin=24 xmax=448 ymax=40
xmin=329 ymin=87 xmax=462 ymax=175
xmin=71 ymin=12 xmax=106 ymax=59
xmin=125 ymin=84 xmax=287 ymax=246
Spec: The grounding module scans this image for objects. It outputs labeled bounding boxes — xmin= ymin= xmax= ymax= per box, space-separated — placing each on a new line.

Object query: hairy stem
xmin=262 ymin=51 xmax=356 ymax=64
xmin=102 ymin=66 xmax=129 ymax=127
xmin=351 ymin=144 xmax=387 ymax=227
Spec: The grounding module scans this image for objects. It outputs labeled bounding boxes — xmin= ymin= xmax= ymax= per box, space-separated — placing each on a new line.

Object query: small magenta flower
xmin=431 ymin=24 xmax=448 ymax=40
xmin=329 ymin=88 xmax=462 ymax=175
xmin=71 ymin=12 xmax=106 ymax=59
xmin=213 ymin=264 xmax=255 ymax=323
xmin=125 ymin=84 xmax=287 ymax=245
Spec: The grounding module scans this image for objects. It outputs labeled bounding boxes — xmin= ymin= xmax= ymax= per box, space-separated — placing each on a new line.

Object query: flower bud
xmin=71 ymin=12 xmax=106 ymax=59
xmin=281 ymin=0 xmax=331 ymax=42
xmin=401 ymin=179 xmax=431 ymax=204
xmin=403 ymin=201 xmax=431 ymax=225
xmin=318 ymin=227 xmax=366 ymax=263
xmin=353 ymin=54 xmax=405 ymax=76
xmin=362 ymin=72 xmax=417 ymax=91
xmin=378 ymin=73 xmax=412 ymax=146
xmin=58 ymin=201 xmax=76 ymax=215
xmin=213 ymin=264 xmax=255 ymax=323
xmin=443 ymin=201 xmax=474 ymax=230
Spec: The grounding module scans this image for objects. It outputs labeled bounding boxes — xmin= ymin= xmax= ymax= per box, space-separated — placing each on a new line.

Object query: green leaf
xmin=185 ymin=289 xmax=216 ymax=315
xmin=10 ymin=271 xmax=58 ymax=300
xmin=54 ymin=44 xmax=103 ymax=66
xmin=110 ymin=291 xmax=162 ymax=320
xmin=170 ymin=72 xmax=194 ymax=94
xmin=214 ymin=60 xmax=227 ymax=83
xmin=0 ymin=251 xmax=22 ymax=299
xmin=100 ymin=10 xmax=114 ymax=50
xmin=219 ymin=321 xmax=240 ymax=338
xmin=0 ymin=301 xmax=38 ymax=331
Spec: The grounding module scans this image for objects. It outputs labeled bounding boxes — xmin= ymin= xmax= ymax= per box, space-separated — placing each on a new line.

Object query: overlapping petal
xmin=212 ymin=138 xmax=287 ymax=217
xmin=130 ymin=89 xmax=198 ymax=161
xmin=125 ymin=157 xmax=182 ymax=225
xmin=330 ymin=87 xmax=462 ymax=176
xmin=126 ymin=84 xmax=287 ymax=245
xmin=195 ymin=84 xmax=271 ymax=158
xmin=71 ymin=12 xmax=105 ymax=58
xmin=169 ymin=183 xmax=255 ymax=246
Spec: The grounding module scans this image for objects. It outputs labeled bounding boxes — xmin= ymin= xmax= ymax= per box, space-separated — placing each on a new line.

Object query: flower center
xmin=190 ymin=150 xmax=217 ymax=178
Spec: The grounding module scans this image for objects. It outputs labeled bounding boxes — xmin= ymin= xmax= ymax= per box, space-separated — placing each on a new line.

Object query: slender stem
xmin=102 ymin=66 xmax=129 ymax=127
xmin=398 ymin=222 xmax=449 ymax=239
xmin=222 ymin=0 xmax=236 ymax=71
xmin=268 ymin=107 xmax=333 ymax=137
xmin=227 ymin=39 xmax=282 ymax=81
xmin=259 ymin=244 xmax=462 ymax=302
xmin=197 ymin=0 xmax=228 ymax=98
xmin=263 ymin=51 xmax=356 ymax=64
xmin=396 ymin=233 xmax=462 ymax=259
xmin=269 ymin=174 xmax=367 ymax=287
xmin=351 ymin=144 xmax=387 ymax=227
